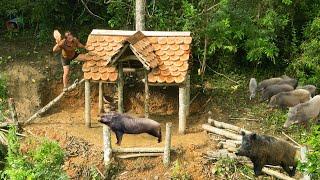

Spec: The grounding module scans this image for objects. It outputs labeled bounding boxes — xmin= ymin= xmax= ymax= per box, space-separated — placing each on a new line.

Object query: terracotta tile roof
xmin=80 ymin=30 xmax=192 ymax=84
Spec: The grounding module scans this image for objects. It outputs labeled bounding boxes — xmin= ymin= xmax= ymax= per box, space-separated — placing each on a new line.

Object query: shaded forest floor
xmin=1 ymin=38 xmax=307 ymax=179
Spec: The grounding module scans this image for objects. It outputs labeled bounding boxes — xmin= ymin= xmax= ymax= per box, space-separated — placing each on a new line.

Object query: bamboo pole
xmin=8 ymin=98 xmax=18 ymax=126
xmin=98 ymin=81 xmax=104 ymax=113
xmin=208 ymin=119 xmax=251 ymax=134
xmin=85 ymin=80 xmax=91 ymax=128
xmin=301 ymin=146 xmax=310 ymax=180
xmin=103 ymin=125 xmax=112 ymax=166
xmin=163 ymin=122 xmax=172 ymax=167
xmin=117 ymin=153 xmax=163 ymax=159
xmin=179 ymin=84 xmax=187 ymax=134
xmin=112 ymin=147 xmax=164 ymax=153
xmin=117 ymin=63 xmax=124 ymax=113
xmin=144 ymin=70 xmax=149 ymax=118
xmin=185 ymin=75 xmax=190 ymax=117
xmin=202 ymin=124 xmax=242 ymax=141
xmin=24 ymin=79 xmax=85 ymax=125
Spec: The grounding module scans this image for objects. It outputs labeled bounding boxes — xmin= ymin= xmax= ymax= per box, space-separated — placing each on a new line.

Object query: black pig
xmin=99 ymin=112 xmax=161 ymax=145
xmin=236 ymin=132 xmax=298 ymax=177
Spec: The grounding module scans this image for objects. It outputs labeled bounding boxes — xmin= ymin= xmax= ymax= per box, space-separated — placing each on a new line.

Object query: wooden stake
xmin=85 ymin=80 xmax=91 ymax=128
xmin=98 ymin=81 xmax=104 ymax=113
xmin=117 ymin=153 xmax=163 ymax=159
xmin=112 ymin=147 xmax=164 ymax=153
xmin=185 ymin=75 xmax=190 ymax=117
xmin=8 ymin=98 xmax=18 ymax=126
xmin=103 ymin=125 xmax=112 ymax=166
xmin=301 ymin=146 xmax=310 ymax=180
xmin=179 ymin=84 xmax=187 ymax=134
xmin=202 ymin=124 xmax=242 ymax=141
xmin=117 ymin=63 xmax=124 ymax=113
xmin=24 ymin=79 xmax=85 ymax=125
xmin=163 ymin=122 xmax=172 ymax=167
xmin=144 ymin=70 xmax=149 ymax=118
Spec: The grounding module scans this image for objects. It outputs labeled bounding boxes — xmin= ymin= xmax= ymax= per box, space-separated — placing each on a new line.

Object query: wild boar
xmin=297 ymin=85 xmax=317 ymax=97
xmin=256 ymin=77 xmax=283 ymax=91
xmin=268 ymin=89 xmax=311 ymax=108
xmin=249 ymin=78 xmax=257 ymax=100
xmin=99 ymin=112 xmax=161 ymax=145
xmin=261 ymin=84 xmax=294 ymax=102
xmin=236 ymin=132 xmax=298 ymax=177
xmin=276 ymin=78 xmax=298 ymax=89
xmin=284 ymin=95 xmax=320 ymax=128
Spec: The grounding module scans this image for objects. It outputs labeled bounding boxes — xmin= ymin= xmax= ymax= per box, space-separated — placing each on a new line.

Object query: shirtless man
xmin=53 ymin=31 xmax=85 ymax=91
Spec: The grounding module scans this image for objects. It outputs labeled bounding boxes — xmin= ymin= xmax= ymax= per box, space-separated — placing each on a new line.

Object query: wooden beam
xmin=112 ymin=147 xmax=164 ymax=153
xmin=208 ymin=119 xmax=251 ymax=134
xmin=91 ymin=30 xmax=191 ymax=37
xmin=110 ymin=44 xmax=129 ymax=64
xmin=85 ymin=80 xmax=91 ymax=128
xmin=103 ymin=125 xmax=112 ymax=166
xmin=144 ymin=70 xmax=149 ymax=118
xmin=119 ymin=55 xmax=139 ymax=62
xmin=90 ymin=80 xmax=116 ymax=84
xmin=179 ymin=84 xmax=187 ymax=134
xmin=98 ymin=82 xmax=104 ymax=113
xmin=202 ymin=124 xmax=242 ymax=141
xmin=148 ymin=83 xmax=180 ymax=87
xmin=163 ymin=122 xmax=172 ymax=167
xmin=117 ymin=63 xmax=124 ymax=113
xmin=117 ymin=153 xmax=163 ymax=159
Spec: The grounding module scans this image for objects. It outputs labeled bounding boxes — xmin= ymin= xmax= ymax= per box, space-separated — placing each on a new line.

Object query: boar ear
xmin=241 ymin=131 xmax=246 ymax=136
xmin=250 ymin=133 xmax=257 ymax=140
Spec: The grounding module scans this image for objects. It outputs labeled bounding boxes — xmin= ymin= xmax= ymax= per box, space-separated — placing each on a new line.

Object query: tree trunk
xmin=135 ymin=0 xmax=146 ymax=31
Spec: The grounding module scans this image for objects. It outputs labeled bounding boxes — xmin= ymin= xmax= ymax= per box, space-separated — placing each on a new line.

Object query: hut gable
xmin=81 ymin=30 xmax=192 ymax=84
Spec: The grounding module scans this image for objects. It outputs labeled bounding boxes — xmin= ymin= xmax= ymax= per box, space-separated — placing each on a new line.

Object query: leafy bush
xmin=171 ymin=160 xmax=192 ymax=180
xmin=299 ymin=125 xmax=320 ymax=178
xmin=2 ymin=126 xmax=67 ymax=180
xmin=0 ymin=75 xmax=8 ymax=122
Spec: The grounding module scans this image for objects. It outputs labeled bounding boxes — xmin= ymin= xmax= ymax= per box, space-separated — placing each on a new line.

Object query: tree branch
xmin=81 ymin=0 xmax=105 ymax=21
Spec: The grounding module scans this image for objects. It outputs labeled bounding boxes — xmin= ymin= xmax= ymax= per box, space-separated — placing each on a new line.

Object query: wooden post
xmin=179 ymin=84 xmax=187 ymax=134
xmin=144 ymin=70 xmax=149 ymax=118
xmin=85 ymin=80 xmax=91 ymax=128
xmin=185 ymin=75 xmax=190 ymax=117
xmin=163 ymin=122 xmax=172 ymax=167
xmin=98 ymin=81 xmax=104 ymax=113
xmin=117 ymin=63 xmax=124 ymax=113
xmin=8 ymin=98 xmax=18 ymax=126
xmin=103 ymin=125 xmax=112 ymax=166
xmin=135 ymin=0 xmax=146 ymax=31
xmin=301 ymin=146 xmax=311 ymax=180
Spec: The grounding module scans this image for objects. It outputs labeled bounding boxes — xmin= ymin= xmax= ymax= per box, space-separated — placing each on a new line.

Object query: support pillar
xmin=163 ymin=122 xmax=172 ymax=167
xmin=185 ymin=74 xmax=190 ymax=117
xmin=179 ymin=83 xmax=187 ymax=134
xmin=98 ymin=81 xmax=104 ymax=114
xmin=84 ymin=80 xmax=91 ymax=128
xmin=103 ymin=125 xmax=112 ymax=166
xmin=144 ymin=70 xmax=149 ymax=118
xmin=117 ymin=63 xmax=124 ymax=113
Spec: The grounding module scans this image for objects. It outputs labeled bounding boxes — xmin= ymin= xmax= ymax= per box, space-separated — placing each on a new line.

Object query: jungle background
xmin=0 ymin=0 xmax=320 ymax=179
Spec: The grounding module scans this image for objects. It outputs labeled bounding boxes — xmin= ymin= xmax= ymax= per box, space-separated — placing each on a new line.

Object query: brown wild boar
xmin=276 ymin=78 xmax=298 ymax=89
xmin=297 ymin=85 xmax=317 ymax=97
xmin=249 ymin=78 xmax=257 ymax=100
xmin=99 ymin=112 xmax=161 ymax=145
xmin=284 ymin=95 xmax=320 ymax=128
xmin=268 ymin=89 xmax=311 ymax=108
xmin=261 ymin=84 xmax=294 ymax=102
xmin=236 ymin=132 xmax=299 ymax=177
xmin=256 ymin=77 xmax=283 ymax=91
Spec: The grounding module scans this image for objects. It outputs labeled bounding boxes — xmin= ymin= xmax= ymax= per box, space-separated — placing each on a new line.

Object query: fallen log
xmin=117 ymin=153 xmax=163 ymax=159
xmin=208 ymin=119 xmax=251 ymax=134
xmin=0 ymin=129 xmax=26 ymax=137
xmin=202 ymin=124 xmax=242 ymax=141
xmin=24 ymin=79 xmax=85 ymax=125
xmin=260 ymin=166 xmax=295 ymax=180
xmin=226 ymin=140 xmax=242 ymax=145
xmin=112 ymin=147 xmax=164 ymax=153
xmin=282 ymin=131 xmax=301 ymax=147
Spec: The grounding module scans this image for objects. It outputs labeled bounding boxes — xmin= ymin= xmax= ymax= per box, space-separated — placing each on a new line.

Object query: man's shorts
xmin=61 ymin=53 xmax=79 ymax=66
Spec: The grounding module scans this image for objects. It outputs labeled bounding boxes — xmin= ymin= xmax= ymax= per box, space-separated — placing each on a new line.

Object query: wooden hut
xmin=80 ymin=29 xmax=191 ymax=134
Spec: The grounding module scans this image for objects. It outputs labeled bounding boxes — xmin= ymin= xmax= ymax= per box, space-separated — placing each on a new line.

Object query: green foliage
xmin=298 ymin=125 xmax=320 ymax=178
xmin=3 ymin=126 xmax=67 ymax=180
xmin=211 ymin=158 xmax=253 ymax=179
xmin=171 ymin=160 xmax=192 ymax=180
xmin=104 ymin=161 xmax=122 ymax=180
xmin=0 ymin=75 xmax=8 ymax=122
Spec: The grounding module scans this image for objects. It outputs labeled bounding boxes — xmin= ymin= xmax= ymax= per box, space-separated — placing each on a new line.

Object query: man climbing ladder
xmin=52 ymin=30 xmax=86 ymax=91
